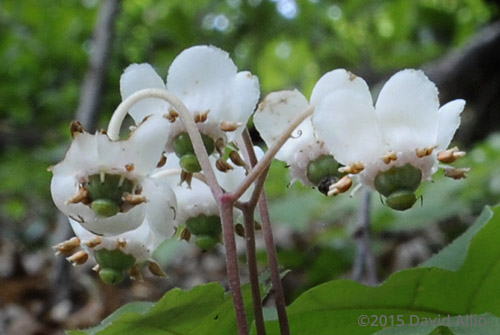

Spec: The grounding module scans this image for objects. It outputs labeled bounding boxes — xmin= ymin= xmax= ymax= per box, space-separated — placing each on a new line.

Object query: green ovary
xmin=374 ymin=164 xmax=422 ymax=211
xmin=172 ymin=132 xmax=215 ymax=173
xmin=185 ymin=215 xmax=222 ymax=251
xmin=95 ymin=249 xmax=136 ymax=285
xmin=85 ymin=174 xmax=134 ymax=217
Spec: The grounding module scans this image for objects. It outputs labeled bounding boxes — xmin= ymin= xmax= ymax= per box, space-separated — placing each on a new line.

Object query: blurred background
xmin=1 ymin=0 xmax=500 ymax=333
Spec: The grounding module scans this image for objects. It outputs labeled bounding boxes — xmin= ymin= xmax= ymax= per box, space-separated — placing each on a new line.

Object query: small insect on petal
xmin=438 ymin=147 xmax=466 ymax=164
xmin=444 ymin=167 xmax=470 ymax=180
xmin=327 ymin=175 xmax=353 ymax=196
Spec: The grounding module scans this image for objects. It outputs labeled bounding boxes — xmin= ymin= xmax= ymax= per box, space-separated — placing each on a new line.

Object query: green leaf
xmin=422 ymin=206 xmax=493 ymax=270
xmin=264 ymin=205 xmax=500 ymax=334
xmin=69 ymin=282 xmax=255 ymax=335
xmin=67 ymin=301 xmax=154 ymax=335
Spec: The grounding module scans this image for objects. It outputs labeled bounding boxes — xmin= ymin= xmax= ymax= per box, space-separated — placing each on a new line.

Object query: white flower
xmin=120 ymin=45 xmax=260 ymax=160
xmin=312 ymin=69 xmax=466 ymax=209
xmin=50 ymin=115 xmax=177 ymax=235
xmin=254 ymin=70 xmax=366 ymax=187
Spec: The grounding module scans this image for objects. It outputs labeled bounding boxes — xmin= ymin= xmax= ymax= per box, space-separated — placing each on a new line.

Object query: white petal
xmin=375 ymin=69 xmax=439 ymax=151
xmin=310 ymin=69 xmax=372 ymax=107
xmin=166 ymin=45 xmax=237 ymax=116
xmin=172 ymin=178 xmax=219 ymax=225
xmin=142 ymin=178 xmax=177 ymax=237
xmin=120 ymin=63 xmax=169 ymax=123
xmin=123 ymin=115 xmax=170 ymax=175
xmin=51 ymin=132 xmax=99 ymax=176
xmin=313 ymin=90 xmax=385 ymax=165
xmin=224 ymin=71 xmax=260 ymax=142
xmin=81 ymin=204 xmax=146 ymax=236
xmin=436 ymin=99 xmax=465 ymax=149
xmin=254 ymin=90 xmax=314 ymax=163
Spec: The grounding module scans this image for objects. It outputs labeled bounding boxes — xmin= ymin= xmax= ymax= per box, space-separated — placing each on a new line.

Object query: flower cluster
xmin=256 ymin=69 xmax=467 ymax=210
xmin=50 ymin=44 xmax=468 ymax=285
xmin=51 ymin=45 xmax=258 ymax=284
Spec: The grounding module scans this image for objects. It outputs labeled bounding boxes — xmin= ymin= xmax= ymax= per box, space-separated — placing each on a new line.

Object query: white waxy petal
xmin=310 ymin=69 xmax=372 ymax=107
xmin=51 ymin=132 xmax=100 ymax=176
xmin=254 ymin=90 xmax=314 ymax=163
xmin=141 ymin=178 xmax=177 ymax=237
xmin=313 ymin=90 xmax=385 ymax=165
xmin=120 ymin=63 xmax=169 ymax=124
xmin=224 ymin=71 xmax=260 ymax=141
xmin=375 ymin=69 xmax=439 ymax=151
xmin=166 ymin=45 xmax=237 ymax=117
xmin=80 ymin=203 xmax=146 ymax=236
xmin=436 ymin=99 xmax=466 ymax=150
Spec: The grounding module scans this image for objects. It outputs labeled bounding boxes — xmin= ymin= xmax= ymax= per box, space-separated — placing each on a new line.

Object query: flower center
xmin=374 ymin=163 xmax=422 ymax=211
xmin=185 ymin=214 xmax=222 ymax=251
xmin=306 ymin=155 xmax=342 ymax=194
xmin=95 ymin=248 xmax=136 ymax=285
xmin=85 ymin=173 xmax=135 ymax=217
xmin=172 ymin=132 xmax=215 ymax=173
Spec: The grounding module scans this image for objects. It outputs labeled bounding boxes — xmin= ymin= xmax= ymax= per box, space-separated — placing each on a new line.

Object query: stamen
xmin=100 ymin=171 xmax=105 ymax=183
xmin=438 ymin=147 xmax=466 ymax=164
xmin=180 ymin=170 xmax=193 ymax=188
xmin=164 ymin=108 xmax=179 ymax=122
xmin=66 ymin=250 xmax=88 ymax=266
xmin=338 ymin=162 xmax=364 ymax=174
xmin=381 ymin=151 xmax=397 ymax=164
xmin=129 ymin=263 xmax=143 ymax=281
xmin=215 ymin=138 xmax=226 ymax=155
xmin=444 ymin=167 xmax=470 ymax=180
xmin=148 ymin=261 xmax=168 ymax=278
xmin=116 ymin=238 xmax=127 ymax=249
xmin=327 ymin=175 xmax=353 ymax=196
xmin=220 ymin=121 xmax=241 ymax=132
xmin=416 ymin=145 xmax=437 ymax=158
xmin=118 ymin=174 xmax=125 ymax=188
xmin=229 ymin=151 xmax=249 ymax=171
xmin=122 ymin=193 xmax=147 ymax=205
xmin=156 ymin=154 xmax=167 ymax=168
xmin=92 ymin=264 xmax=101 ymax=272
xmin=85 ymin=236 xmax=102 ymax=248
xmin=180 ymin=228 xmax=191 ymax=241
xmin=67 ymin=187 xmax=89 ymax=205
xmin=125 ymin=164 xmax=135 ymax=172
xmin=70 ymin=121 xmax=84 ymax=138
xmin=53 ymin=237 xmax=81 ymax=255
xmin=216 ymin=158 xmax=233 ymax=172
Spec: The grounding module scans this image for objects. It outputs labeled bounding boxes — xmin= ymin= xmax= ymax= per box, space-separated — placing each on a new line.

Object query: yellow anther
xmin=416 ymin=145 xmax=437 ymax=158
xmin=148 ymin=261 xmax=168 ymax=278
xmin=129 ymin=263 xmax=143 ymax=281
xmin=381 ymin=151 xmax=397 ymax=164
xmin=122 ymin=193 xmax=147 ymax=205
xmin=66 ymin=250 xmax=88 ymax=266
xmin=116 ymin=238 xmax=127 ymax=249
xmin=444 ymin=167 xmax=470 ymax=180
xmin=438 ymin=147 xmax=466 ymax=164
xmin=216 ymin=158 xmax=233 ymax=172
xmin=339 ymin=162 xmax=364 ymax=174
xmin=85 ymin=236 xmax=102 ymax=248
xmin=327 ymin=175 xmax=353 ymax=196
xmin=164 ymin=108 xmax=179 ymax=122
xmin=53 ymin=237 xmax=81 ymax=255
xmin=220 ymin=121 xmax=241 ymax=132
xmin=67 ymin=187 xmax=90 ymax=205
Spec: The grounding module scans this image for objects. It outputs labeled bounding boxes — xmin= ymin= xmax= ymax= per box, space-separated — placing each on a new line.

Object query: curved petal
xmin=254 ymin=90 xmax=314 ymax=163
xmin=142 ymin=178 xmax=177 ymax=237
xmin=166 ymin=45 xmax=237 ymax=116
xmin=310 ymin=69 xmax=372 ymax=107
xmin=82 ymin=204 xmax=146 ymax=236
xmin=375 ymin=69 xmax=439 ymax=151
xmin=224 ymin=71 xmax=260 ymax=142
xmin=123 ymin=115 xmax=170 ymax=175
xmin=313 ymin=90 xmax=385 ymax=165
xmin=436 ymin=99 xmax=465 ymax=149
xmin=51 ymin=132 xmax=99 ymax=176
xmin=120 ymin=63 xmax=169 ymax=123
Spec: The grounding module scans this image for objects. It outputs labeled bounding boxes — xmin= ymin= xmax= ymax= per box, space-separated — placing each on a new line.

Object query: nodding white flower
xmin=312 ymin=69 xmax=466 ymax=210
xmin=50 ymin=115 xmax=177 ymax=236
xmin=59 ymin=218 xmax=167 ymax=284
xmin=254 ymin=70 xmax=366 ymax=190
xmin=120 ymin=45 xmax=260 ymax=173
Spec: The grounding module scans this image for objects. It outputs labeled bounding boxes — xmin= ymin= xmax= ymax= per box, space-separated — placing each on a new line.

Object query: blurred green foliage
xmin=0 ymin=0 xmax=497 ymax=258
